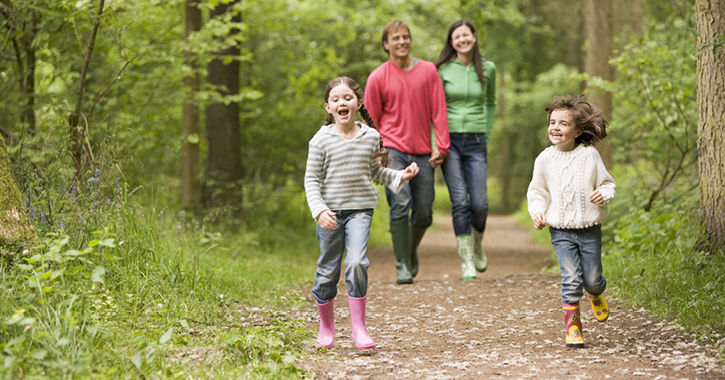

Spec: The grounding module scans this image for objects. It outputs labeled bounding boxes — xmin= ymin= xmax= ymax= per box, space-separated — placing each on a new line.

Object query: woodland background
xmin=0 ymin=0 xmax=723 ymax=378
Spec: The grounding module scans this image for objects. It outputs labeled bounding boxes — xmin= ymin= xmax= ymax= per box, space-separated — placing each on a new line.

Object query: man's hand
xmin=428 ymin=148 xmax=445 ymax=169
xmin=316 ymin=210 xmax=337 ymax=230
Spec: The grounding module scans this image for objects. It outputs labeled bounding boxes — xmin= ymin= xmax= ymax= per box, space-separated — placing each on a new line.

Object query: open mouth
xmin=339 ymin=110 xmax=349 ymax=117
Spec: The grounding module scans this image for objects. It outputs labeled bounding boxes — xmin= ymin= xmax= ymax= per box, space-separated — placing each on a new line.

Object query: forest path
xmin=293 ymin=214 xmax=724 ymax=379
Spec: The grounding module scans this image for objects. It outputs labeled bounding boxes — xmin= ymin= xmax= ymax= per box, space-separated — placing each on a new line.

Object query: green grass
xmin=1 ymin=171 xmax=320 ymax=379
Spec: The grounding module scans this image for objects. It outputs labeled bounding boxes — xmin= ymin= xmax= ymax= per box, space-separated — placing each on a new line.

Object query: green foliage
xmin=590 ymin=12 xmax=698 ymax=212
xmin=603 ymin=205 xmax=725 ymax=339
xmin=1 ymin=166 xmax=318 ymax=378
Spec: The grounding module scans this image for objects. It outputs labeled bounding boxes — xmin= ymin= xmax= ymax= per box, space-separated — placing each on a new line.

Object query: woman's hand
xmin=401 ymin=162 xmax=420 ymax=182
xmin=533 ymin=212 xmax=547 ymax=230
xmin=316 ymin=210 xmax=337 ymax=230
xmin=589 ymin=190 xmax=604 ymax=205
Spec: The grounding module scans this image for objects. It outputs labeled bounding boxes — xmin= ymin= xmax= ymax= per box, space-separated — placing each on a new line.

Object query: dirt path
xmin=294 ymin=215 xmax=725 ymax=379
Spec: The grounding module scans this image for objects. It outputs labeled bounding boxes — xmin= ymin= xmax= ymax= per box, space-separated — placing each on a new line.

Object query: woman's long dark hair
xmin=434 ymin=20 xmax=486 ymax=89
xmin=323 ymin=77 xmax=392 ymax=167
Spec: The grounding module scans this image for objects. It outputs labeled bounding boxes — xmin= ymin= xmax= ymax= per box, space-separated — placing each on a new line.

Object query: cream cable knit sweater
xmin=527 ymin=145 xmax=616 ymax=229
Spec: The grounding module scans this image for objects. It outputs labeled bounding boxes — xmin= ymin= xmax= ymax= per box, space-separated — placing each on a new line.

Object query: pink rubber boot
xmin=563 ymin=303 xmax=584 ymax=348
xmin=348 ymin=295 xmax=375 ymax=350
xmin=315 ymin=299 xmax=335 ymax=349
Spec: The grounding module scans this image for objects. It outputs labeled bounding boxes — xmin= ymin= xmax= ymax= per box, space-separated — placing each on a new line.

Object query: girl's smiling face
xmin=548 ymin=109 xmax=582 ymax=151
xmin=324 ymin=84 xmax=361 ymax=126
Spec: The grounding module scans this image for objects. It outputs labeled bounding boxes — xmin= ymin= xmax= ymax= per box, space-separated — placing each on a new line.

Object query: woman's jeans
xmin=441 ymin=133 xmax=489 ymax=236
xmin=550 ymin=224 xmax=607 ymax=305
xmin=312 ymin=209 xmax=373 ymax=304
xmin=384 ymin=148 xmax=435 ymax=227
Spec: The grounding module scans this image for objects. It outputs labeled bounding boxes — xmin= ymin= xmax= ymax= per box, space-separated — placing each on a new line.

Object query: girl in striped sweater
xmin=304 ymin=77 xmax=419 ymax=350
xmin=526 ymin=94 xmax=616 ymax=349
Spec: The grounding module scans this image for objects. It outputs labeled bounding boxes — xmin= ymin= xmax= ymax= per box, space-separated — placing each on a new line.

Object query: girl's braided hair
xmin=324 ymin=76 xmax=392 ymax=167
xmin=545 ymin=94 xmax=608 ymax=146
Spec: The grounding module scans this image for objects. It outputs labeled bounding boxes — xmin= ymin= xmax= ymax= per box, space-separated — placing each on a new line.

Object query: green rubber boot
xmin=390 ymin=221 xmax=413 ymax=284
xmin=409 ymin=224 xmax=427 ymax=278
xmin=472 ymin=227 xmax=488 ymax=272
xmin=457 ymin=234 xmax=477 ymax=280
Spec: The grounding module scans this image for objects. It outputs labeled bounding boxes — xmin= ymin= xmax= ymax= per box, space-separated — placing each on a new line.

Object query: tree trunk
xmin=583 ymin=0 xmax=614 ymax=169
xmin=205 ymin=1 xmax=243 ymax=215
xmin=0 ymin=133 xmax=36 ymax=251
xmin=182 ymin=0 xmax=202 ymax=212
xmin=68 ymin=0 xmax=104 ymax=173
xmin=696 ymin=0 xmax=725 ymax=251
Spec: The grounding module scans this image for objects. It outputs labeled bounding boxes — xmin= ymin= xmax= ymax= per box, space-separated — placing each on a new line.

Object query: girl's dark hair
xmin=323 ymin=76 xmax=392 ymax=167
xmin=434 ymin=20 xmax=486 ymax=89
xmin=381 ymin=20 xmax=410 ymax=54
xmin=545 ymin=94 xmax=608 ymax=146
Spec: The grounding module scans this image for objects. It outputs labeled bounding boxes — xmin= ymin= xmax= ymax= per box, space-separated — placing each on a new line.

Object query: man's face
xmin=383 ymin=27 xmax=411 ymax=60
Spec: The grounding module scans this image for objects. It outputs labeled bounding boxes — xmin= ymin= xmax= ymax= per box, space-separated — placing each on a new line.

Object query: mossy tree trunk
xmin=0 ymin=134 xmax=36 ymax=251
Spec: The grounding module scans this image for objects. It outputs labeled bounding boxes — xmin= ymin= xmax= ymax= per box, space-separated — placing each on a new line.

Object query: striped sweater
xmin=304 ymin=122 xmax=406 ymax=219
xmin=527 ymin=145 xmax=616 ymax=229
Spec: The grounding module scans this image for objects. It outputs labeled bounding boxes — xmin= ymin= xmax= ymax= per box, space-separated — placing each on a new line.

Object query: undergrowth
xmin=1 ymin=165 xmax=319 ymax=379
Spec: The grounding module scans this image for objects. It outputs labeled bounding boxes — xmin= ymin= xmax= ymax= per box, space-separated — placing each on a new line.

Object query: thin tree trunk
xmin=68 ymin=0 xmax=104 ymax=172
xmin=583 ymin=0 xmax=614 ymax=169
xmin=695 ymin=0 xmax=725 ymax=250
xmin=205 ymin=1 xmax=243 ymax=216
xmin=182 ymin=0 xmax=202 ymax=211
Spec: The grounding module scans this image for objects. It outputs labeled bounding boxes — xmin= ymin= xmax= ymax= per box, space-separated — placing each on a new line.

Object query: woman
xmin=435 ymin=20 xmax=497 ymax=280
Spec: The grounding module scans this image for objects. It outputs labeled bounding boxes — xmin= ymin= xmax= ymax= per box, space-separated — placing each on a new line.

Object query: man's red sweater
xmin=364 ymin=59 xmax=450 ymax=157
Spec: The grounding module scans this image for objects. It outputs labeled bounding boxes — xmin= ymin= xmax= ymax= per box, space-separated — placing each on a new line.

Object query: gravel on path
xmin=292 ymin=215 xmax=725 ymax=379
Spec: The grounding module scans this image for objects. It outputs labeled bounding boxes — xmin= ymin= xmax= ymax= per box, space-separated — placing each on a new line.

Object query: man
xmin=364 ymin=20 xmax=450 ymax=284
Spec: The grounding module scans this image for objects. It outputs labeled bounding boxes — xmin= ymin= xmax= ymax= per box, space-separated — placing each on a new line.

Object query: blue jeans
xmin=550 ymin=224 xmax=607 ymax=305
xmin=384 ymin=148 xmax=435 ymax=227
xmin=441 ymin=133 xmax=489 ymax=236
xmin=312 ymin=209 xmax=373 ymax=304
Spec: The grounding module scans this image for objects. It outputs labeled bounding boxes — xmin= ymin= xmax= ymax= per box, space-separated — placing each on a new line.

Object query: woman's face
xmin=451 ymin=25 xmax=476 ymax=56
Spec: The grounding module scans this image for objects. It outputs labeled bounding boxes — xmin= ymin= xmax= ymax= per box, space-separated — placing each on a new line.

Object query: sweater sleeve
xmin=303 ymin=142 xmax=328 ymax=219
xmin=369 ymin=135 xmax=405 ymax=194
xmin=591 ymin=149 xmax=616 ymax=204
xmin=429 ymin=66 xmax=451 ymax=157
xmin=483 ymin=61 xmax=497 ymax=136
xmin=527 ymin=153 xmax=551 ymax=219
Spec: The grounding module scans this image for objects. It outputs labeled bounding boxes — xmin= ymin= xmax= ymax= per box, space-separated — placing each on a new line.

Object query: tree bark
xmin=696 ymin=0 xmax=725 ymax=250
xmin=0 ymin=133 xmax=36 ymax=251
xmin=182 ymin=0 xmax=202 ymax=211
xmin=68 ymin=0 xmax=104 ymax=172
xmin=583 ymin=0 xmax=614 ymax=169
xmin=205 ymin=1 xmax=243 ymax=215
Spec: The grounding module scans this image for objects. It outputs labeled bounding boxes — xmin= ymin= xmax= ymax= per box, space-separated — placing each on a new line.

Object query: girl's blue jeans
xmin=384 ymin=148 xmax=435 ymax=227
xmin=312 ymin=209 xmax=373 ymax=304
xmin=550 ymin=224 xmax=607 ymax=305
xmin=441 ymin=133 xmax=489 ymax=236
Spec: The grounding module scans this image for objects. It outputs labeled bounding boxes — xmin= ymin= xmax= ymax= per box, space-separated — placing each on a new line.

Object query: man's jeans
xmin=312 ymin=209 xmax=373 ymax=304
xmin=385 ymin=148 xmax=435 ymax=228
xmin=441 ymin=133 xmax=489 ymax=236
xmin=550 ymin=224 xmax=607 ymax=305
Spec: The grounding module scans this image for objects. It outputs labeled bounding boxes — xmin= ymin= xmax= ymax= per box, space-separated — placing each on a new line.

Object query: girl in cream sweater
xmin=527 ymin=94 xmax=616 ymax=349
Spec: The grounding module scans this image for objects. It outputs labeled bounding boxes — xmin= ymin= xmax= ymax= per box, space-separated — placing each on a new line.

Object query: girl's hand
xmin=533 ymin=212 xmax=547 ymax=230
xmin=589 ymin=190 xmax=604 ymax=205
xmin=401 ymin=162 xmax=419 ymax=182
xmin=316 ymin=210 xmax=337 ymax=230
